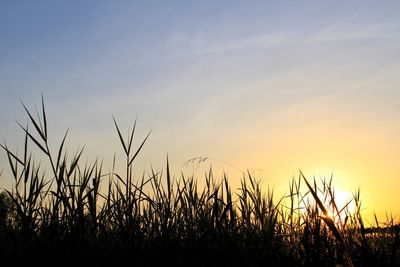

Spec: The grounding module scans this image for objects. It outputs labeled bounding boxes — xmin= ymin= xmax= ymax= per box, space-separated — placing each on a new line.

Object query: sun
xmin=325 ymin=189 xmax=356 ymax=222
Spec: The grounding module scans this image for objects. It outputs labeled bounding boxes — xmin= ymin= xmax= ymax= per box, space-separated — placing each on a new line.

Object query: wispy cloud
xmin=1 ymin=1 xmax=400 ymax=215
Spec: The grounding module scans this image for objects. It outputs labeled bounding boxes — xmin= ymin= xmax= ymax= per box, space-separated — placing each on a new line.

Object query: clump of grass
xmin=0 ymin=97 xmax=399 ymax=266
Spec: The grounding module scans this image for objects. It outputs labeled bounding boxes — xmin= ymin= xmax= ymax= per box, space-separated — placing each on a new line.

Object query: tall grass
xmin=0 ymin=98 xmax=399 ymax=266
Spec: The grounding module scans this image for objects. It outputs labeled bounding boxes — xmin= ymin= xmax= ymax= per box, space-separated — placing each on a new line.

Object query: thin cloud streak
xmin=1 ymin=1 xmax=400 ymax=217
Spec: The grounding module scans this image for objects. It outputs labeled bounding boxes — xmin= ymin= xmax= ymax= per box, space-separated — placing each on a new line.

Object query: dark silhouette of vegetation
xmin=0 ymin=191 xmax=14 ymax=230
xmin=0 ymin=97 xmax=399 ymax=266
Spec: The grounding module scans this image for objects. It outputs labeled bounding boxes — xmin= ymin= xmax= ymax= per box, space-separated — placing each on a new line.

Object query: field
xmin=0 ymin=99 xmax=399 ymax=267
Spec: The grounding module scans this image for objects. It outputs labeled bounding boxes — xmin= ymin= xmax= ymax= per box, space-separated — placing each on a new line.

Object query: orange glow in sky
xmin=1 ymin=2 xmax=400 ymax=224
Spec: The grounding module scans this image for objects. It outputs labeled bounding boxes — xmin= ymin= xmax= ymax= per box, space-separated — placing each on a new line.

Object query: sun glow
xmin=295 ymin=173 xmax=357 ymax=226
xmin=321 ymin=189 xmax=356 ymax=224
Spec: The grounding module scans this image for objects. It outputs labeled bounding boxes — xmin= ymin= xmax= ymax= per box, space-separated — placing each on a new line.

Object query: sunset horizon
xmin=1 ymin=1 xmax=399 ymax=266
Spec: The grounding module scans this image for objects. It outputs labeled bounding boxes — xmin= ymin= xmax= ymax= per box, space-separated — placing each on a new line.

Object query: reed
xmin=0 ymin=97 xmax=398 ymax=266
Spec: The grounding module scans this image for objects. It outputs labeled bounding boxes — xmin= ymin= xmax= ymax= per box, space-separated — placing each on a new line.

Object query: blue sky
xmin=1 ymin=1 xmax=400 ymax=218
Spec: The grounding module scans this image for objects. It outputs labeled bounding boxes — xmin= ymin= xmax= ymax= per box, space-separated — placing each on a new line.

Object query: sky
xmin=1 ymin=1 xmax=400 ymax=222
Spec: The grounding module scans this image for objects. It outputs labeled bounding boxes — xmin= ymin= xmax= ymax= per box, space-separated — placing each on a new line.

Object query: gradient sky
xmin=1 ymin=1 xmax=400 ymax=222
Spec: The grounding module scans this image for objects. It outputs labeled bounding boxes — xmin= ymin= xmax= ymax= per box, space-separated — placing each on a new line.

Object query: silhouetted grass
xmin=0 ymin=97 xmax=399 ymax=266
